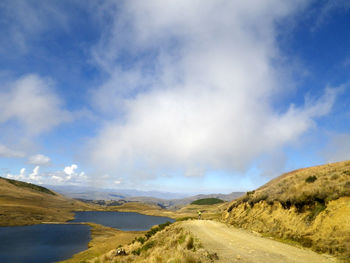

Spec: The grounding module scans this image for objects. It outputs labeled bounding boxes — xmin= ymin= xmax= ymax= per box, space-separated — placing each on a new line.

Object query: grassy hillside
xmin=0 ymin=177 xmax=97 ymax=226
xmin=177 ymin=202 xmax=227 ymax=221
xmin=60 ymin=223 xmax=144 ymax=263
xmin=191 ymin=198 xmax=225 ymax=205
xmin=1 ymin=177 xmax=56 ymax=195
xmin=86 ymin=221 xmax=216 ymax=263
xmin=223 ymin=160 xmax=350 ymax=261
xmin=54 ymin=187 xmax=244 ymax=210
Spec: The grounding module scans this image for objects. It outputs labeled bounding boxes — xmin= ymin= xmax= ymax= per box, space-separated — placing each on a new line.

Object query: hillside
xmin=50 ymin=185 xmax=244 ymax=209
xmin=223 ymin=160 xmax=350 ymax=261
xmin=118 ymin=192 xmax=242 ymax=210
xmin=0 ymin=177 xmax=96 ymax=226
xmin=47 ymin=185 xmax=188 ymax=200
xmin=86 ymin=221 xmax=213 ymax=263
xmin=87 ymin=219 xmax=336 ymax=263
xmin=191 ymin=198 xmax=225 ymax=205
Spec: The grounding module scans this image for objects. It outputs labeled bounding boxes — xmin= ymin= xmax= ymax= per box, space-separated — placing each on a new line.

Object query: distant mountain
xmin=46 ymin=185 xmax=190 ymax=200
xmin=47 ymin=184 xmax=244 ymax=209
xmin=160 ymin=192 xmax=245 ymax=209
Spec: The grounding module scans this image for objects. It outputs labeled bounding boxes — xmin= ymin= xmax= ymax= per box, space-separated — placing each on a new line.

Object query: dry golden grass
xmin=106 ymin=202 xmax=179 ymax=219
xmin=87 ymin=222 xmax=215 ymax=263
xmin=60 ymin=223 xmax=144 ymax=263
xmin=177 ymin=203 xmax=227 ymax=221
xmin=236 ymin=160 xmax=350 ymax=208
xmin=224 ymin=160 xmax=350 ymax=261
xmin=0 ymin=177 xmax=99 ymax=226
xmin=106 ymin=201 xmax=218 ymax=221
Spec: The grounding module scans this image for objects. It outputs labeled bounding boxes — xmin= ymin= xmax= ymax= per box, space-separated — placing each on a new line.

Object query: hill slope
xmin=87 ymin=220 xmax=335 ymax=263
xmin=223 ymin=161 xmax=350 ymax=261
xmin=49 ymin=185 xmax=244 ymax=209
xmin=191 ymin=198 xmax=225 ymax=205
xmin=0 ymin=177 xmax=95 ymax=226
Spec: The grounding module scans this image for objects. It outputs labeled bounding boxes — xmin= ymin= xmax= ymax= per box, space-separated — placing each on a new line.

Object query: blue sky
xmin=0 ymin=0 xmax=349 ymax=194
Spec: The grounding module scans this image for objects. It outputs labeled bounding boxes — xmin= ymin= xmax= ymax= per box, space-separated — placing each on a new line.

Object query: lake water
xmin=70 ymin=211 xmax=175 ymax=231
xmin=0 ymin=212 xmax=174 ymax=262
xmin=0 ymin=224 xmax=91 ymax=263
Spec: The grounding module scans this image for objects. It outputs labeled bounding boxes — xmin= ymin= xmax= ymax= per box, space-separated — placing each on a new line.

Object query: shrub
xmin=131 ymin=248 xmax=141 ymax=255
xmin=145 ymin=221 xmax=172 ymax=239
xmin=306 ymin=202 xmax=326 ymax=221
xmin=186 ymin=236 xmax=194 ymax=250
xmin=136 ymin=236 xmax=146 ymax=244
xmin=343 ymin=170 xmax=350 ymax=176
xmin=131 ymin=241 xmax=155 ymax=255
xmin=176 ymin=217 xmax=195 ymax=222
xmin=142 ymin=240 xmax=155 ymax=251
xmin=178 ymin=234 xmax=186 ymax=244
xmin=305 ymin=176 xmax=317 ymax=183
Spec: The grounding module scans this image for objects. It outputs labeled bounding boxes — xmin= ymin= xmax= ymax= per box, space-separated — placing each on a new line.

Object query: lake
xmin=70 ymin=211 xmax=175 ymax=231
xmin=0 ymin=211 xmax=175 ymax=262
xmin=0 ymin=224 xmax=90 ymax=263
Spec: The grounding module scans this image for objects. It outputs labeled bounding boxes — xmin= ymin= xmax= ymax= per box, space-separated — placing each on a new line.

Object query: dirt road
xmin=182 ymin=220 xmax=336 ymax=263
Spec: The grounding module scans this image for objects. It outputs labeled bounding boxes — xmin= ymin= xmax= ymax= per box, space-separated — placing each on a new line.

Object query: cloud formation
xmin=6 ymin=166 xmax=40 ymax=183
xmin=4 ymin=164 xmax=87 ymax=185
xmin=0 ymin=0 xmax=69 ymax=54
xmin=28 ymin=154 xmax=51 ymax=166
xmin=0 ymin=144 xmax=25 ymax=158
xmin=86 ymin=0 xmax=337 ymax=180
xmin=28 ymin=166 xmax=40 ymax=182
xmin=0 ymin=74 xmax=72 ymax=136
xmin=51 ymin=164 xmax=87 ymax=184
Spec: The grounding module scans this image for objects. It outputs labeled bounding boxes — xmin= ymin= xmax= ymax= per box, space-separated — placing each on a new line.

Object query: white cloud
xmin=86 ymin=1 xmax=338 ymax=180
xmin=50 ymin=164 xmax=87 ymax=184
xmin=0 ymin=74 xmax=72 ymax=135
xmin=28 ymin=166 xmax=40 ymax=182
xmin=6 ymin=166 xmax=42 ymax=184
xmin=114 ymin=180 xmax=121 ymax=185
xmin=6 ymin=167 xmax=26 ymax=181
xmin=0 ymin=144 xmax=25 ymax=158
xmin=64 ymin=164 xmax=78 ymax=176
xmin=51 ymin=175 xmax=64 ymax=183
xmin=3 ymin=164 xmax=88 ymax=185
xmin=28 ymin=154 xmax=51 ymax=166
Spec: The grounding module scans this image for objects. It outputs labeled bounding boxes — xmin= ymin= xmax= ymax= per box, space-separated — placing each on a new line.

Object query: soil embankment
xmin=223 ymin=161 xmax=350 ymax=261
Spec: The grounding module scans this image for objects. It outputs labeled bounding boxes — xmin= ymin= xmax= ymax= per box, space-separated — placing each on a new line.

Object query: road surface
xmin=182 ymin=220 xmax=336 ymax=263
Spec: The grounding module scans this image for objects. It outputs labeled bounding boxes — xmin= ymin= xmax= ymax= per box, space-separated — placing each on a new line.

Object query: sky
xmin=0 ymin=0 xmax=350 ymax=194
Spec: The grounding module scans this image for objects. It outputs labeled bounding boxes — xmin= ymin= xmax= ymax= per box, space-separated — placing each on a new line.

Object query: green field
xmin=191 ymin=198 xmax=225 ymax=205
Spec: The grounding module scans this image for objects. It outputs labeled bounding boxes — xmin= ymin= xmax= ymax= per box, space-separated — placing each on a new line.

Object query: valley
xmin=1 ymin=160 xmax=349 ymax=262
